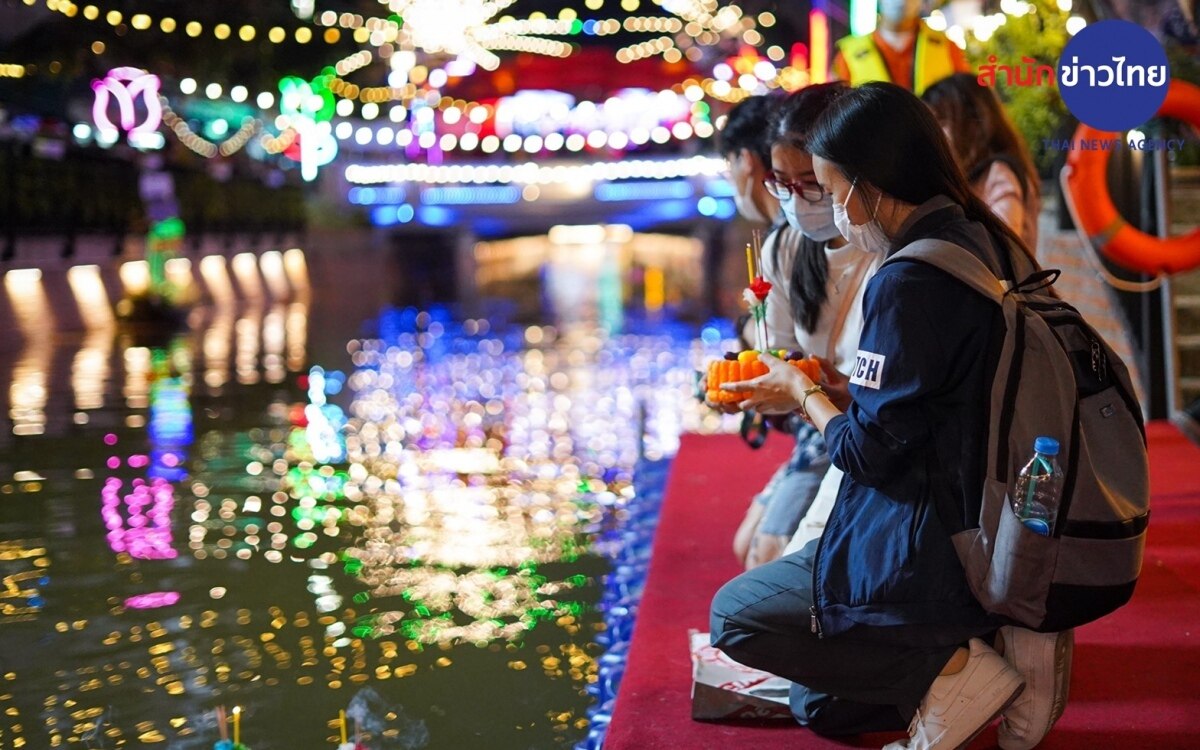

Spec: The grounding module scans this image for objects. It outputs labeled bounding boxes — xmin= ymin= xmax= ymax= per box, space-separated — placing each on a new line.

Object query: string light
xmin=615 ymin=35 xmax=676 ymax=63
xmin=344 ymin=154 xmax=728 ymax=186
xmin=160 ymin=98 xmax=260 ymax=158
xmin=36 ymin=0 xmax=345 ymax=45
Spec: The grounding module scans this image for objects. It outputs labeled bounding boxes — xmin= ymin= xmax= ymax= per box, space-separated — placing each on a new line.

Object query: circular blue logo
xmin=1058 ymin=20 xmax=1170 ymax=132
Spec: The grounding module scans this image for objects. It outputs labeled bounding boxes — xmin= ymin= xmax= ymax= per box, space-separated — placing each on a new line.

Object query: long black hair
xmin=921 ymin=73 xmax=1039 ymax=201
xmin=768 ymin=82 xmax=847 ymax=334
xmin=806 ymin=82 xmax=1036 ymax=273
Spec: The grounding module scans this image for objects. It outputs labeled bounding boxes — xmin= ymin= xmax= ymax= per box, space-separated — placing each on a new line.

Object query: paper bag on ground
xmin=689 ymin=630 xmax=792 ymax=721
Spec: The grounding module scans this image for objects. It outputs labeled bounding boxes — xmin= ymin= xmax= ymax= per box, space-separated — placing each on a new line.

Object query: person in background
xmin=832 ymin=0 xmax=968 ymax=96
xmin=719 ymin=95 xmax=779 ymax=227
xmin=711 ymin=83 xmax=1067 ymax=750
xmin=717 ymin=95 xmax=828 ymax=571
xmin=922 ymin=72 xmax=1041 ymax=248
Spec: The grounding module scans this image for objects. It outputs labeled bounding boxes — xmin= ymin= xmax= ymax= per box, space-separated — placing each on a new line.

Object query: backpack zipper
xmin=1090 ymin=338 xmax=1107 ymax=383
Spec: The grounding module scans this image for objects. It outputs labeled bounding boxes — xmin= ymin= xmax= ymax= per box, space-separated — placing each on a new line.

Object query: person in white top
xmin=716 ymin=95 xmax=828 ymax=570
xmin=756 ymin=85 xmax=883 ymax=559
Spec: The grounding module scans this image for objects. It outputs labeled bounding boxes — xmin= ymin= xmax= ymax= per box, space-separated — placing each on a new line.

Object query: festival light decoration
xmin=345 ymin=154 xmax=727 ymax=186
xmin=92 ymin=67 xmax=162 ymax=138
xmin=809 ymin=6 xmax=830 ymax=85
xmin=370 ymin=0 xmax=553 ymax=70
xmin=38 ymin=0 xmax=343 ymax=45
xmin=269 ymin=76 xmax=340 ymax=180
xmin=160 ymin=99 xmax=260 ymax=158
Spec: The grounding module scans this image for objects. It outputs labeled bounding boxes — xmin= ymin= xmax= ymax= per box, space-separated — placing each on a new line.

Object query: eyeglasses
xmin=763 ymin=175 xmax=826 ymax=204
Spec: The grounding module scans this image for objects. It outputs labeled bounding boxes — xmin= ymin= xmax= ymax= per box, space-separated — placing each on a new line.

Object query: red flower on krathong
xmin=750 ymin=276 xmax=772 ymax=301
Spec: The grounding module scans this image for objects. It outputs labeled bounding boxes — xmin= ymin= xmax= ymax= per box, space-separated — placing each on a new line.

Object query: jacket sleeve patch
xmin=850 ymin=350 xmax=885 ymax=390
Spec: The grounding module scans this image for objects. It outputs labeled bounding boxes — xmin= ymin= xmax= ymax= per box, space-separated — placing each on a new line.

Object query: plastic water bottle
xmin=1013 ymin=436 xmax=1064 ymax=536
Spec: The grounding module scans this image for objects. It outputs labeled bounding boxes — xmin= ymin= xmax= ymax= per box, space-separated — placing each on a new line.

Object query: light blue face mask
xmin=782 ymin=193 xmax=841 ymax=242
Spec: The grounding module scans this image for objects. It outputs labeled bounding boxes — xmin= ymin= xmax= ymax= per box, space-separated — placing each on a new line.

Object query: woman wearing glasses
xmin=756 ymin=82 xmax=882 ymax=564
xmin=717 ymin=85 xmax=878 ymax=573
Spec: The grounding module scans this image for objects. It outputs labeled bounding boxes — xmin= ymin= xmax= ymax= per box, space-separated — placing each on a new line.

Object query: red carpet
xmin=606 ymin=423 xmax=1200 ymax=749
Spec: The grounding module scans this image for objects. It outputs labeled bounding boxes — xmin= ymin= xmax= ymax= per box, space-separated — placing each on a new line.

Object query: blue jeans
xmin=710 ymin=540 xmax=954 ymax=736
xmin=753 ymin=422 xmax=828 ymax=537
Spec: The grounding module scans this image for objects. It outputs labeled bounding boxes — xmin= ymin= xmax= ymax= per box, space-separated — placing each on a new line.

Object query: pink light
xmin=104 ymin=433 xmax=118 ymax=445
xmin=124 ymin=591 xmax=181 ymax=609
xmin=101 ymin=476 xmax=178 ymax=560
xmin=92 ymin=66 xmax=163 ymax=136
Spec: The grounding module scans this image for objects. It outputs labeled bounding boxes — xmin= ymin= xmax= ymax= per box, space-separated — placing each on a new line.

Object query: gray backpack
xmin=886 ymin=239 xmax=1150 ymax=632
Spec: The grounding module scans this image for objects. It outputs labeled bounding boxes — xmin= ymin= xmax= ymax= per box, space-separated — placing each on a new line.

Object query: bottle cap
xmin=1022 ymin=517 xmax=1051 ymax=536
xmin=1034 ymin=436 xmax=1060 ymax=456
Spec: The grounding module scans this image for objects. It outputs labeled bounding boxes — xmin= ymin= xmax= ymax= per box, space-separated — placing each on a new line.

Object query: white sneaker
xmin=996 ymin=627 xmax=1073 ymax=750
xmin=882 ymin=638 xmax=1025 ymax=750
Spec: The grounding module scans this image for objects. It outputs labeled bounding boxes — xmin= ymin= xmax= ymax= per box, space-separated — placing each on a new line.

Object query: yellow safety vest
xmin=836 ymin=25 xmax=957 ymax=96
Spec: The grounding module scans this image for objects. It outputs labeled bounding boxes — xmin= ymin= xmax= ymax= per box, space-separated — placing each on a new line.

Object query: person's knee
xmin=708 ymin=578 xmax=749 ymax=652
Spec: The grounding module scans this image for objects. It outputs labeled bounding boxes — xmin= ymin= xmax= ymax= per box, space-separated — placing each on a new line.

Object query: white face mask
xmin=782 ymin=193 xmax=841 ymax=242
xmin=879 ymin=0 xmax=920 ymax=23
xmin=833 ymin=178 xmax=891 ymax=254
xmin=733 ymin=182 xmax=768 ymax=224
xmin=730 ymin=152 xmax=769 ymax=224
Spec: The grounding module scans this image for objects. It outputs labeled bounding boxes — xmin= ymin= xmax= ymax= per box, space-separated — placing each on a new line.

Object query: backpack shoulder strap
xmin=884 ymin=238 xmax=1009 ymax=305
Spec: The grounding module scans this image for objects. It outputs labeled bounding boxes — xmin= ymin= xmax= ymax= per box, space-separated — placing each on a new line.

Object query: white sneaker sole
xmin=998 ymin=628 xmax=1073 ymax=750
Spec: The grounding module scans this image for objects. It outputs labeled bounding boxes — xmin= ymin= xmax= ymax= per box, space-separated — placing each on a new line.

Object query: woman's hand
xmin=721 ymin=352 xmax=812 ymax=415
xmin=701 ymin=377 xmax=743 ymax=414
xmin=814 ymin=356 xmax=852 ymax=411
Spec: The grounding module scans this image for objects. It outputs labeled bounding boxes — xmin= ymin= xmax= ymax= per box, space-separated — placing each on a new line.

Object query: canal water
xmin=0 ymin=247 xmax=733 ymax=749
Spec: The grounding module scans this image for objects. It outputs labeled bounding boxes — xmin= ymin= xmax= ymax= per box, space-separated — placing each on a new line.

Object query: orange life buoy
xmin=1065 ymin=79 xmax=1200 ymax=275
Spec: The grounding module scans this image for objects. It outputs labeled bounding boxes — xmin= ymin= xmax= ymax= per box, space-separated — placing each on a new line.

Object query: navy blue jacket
xmin=814 ymin=196 xmax=1013 ymax=647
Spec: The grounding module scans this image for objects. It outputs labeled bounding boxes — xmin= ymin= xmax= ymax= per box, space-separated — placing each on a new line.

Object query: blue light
xmin=370 ymin=206 xmax=397 ymax=226
xmin=595 ymin=180 xmax=694 ymax=202
xmin=369 ymin=204 xmax=417 ymax=226
xmin=697 ymin=196 xmax=718 ymax=217
xmin=418 ymin=206 xmax=456 ymax=227
xmin=701 ymin=326 xmax=722 ymax=345
xmin=713 ymin=198 xmax=737 ymax=220
xmin=607 ymin=198 xmax=696 ymax=229
xmin=583 ymin=19 xmax=598 ymax=34
xmin=349 ymin=186 xmax=406 ymax=205
xmin=421 ymin=186 xmax=522 ymax=205
xmin=705 ymin=179 xmax=736 ymax=198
